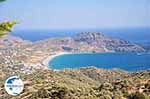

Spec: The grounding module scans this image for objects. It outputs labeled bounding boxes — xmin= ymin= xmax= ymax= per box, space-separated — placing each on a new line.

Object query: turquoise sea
xmin=49 ymin=53 xmax=150 ymax=72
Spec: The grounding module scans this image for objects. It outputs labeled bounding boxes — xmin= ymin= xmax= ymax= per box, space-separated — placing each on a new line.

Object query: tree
xmin=0 ymin=21 xmax=17 ymax=37
xmin=0 ymin=0 xmax=6 ymax=2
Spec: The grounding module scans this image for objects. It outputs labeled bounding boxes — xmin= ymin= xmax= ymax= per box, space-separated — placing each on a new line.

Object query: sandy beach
xmin=42 ymin=52 xmax=71 ymax=67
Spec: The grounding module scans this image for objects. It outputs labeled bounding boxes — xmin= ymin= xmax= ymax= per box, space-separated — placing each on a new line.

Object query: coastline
xmin=42 ymin=52 xmax=150 ymax=71
xmin=42 ymin=51 xmax=113 ymax=68
xmin=42 ymin=52 xmax=71 ymax=68
xmin=42 ymin=51 xmax=109 ymax=69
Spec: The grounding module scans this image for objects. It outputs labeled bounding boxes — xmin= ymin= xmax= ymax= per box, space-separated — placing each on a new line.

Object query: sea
xmin=11 ymin=27 xmax=150 ymax=44
xmin=11 ymin=27 xmax=150 ymax=71
xmin=49 ymin=52 xmax=150 ymax=72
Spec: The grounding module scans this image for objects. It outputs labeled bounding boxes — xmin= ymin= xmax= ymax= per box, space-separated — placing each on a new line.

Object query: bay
xmin=49 ymin=52 xmax=150 ymax=71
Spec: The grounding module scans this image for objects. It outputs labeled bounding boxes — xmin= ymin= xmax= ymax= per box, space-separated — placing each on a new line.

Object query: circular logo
xmin=4 ymin=76 xmax=24 ymax=96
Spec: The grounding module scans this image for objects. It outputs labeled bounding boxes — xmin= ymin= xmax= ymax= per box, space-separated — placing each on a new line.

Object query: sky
xmin=0 ymin=0 xmax=150 ymax=30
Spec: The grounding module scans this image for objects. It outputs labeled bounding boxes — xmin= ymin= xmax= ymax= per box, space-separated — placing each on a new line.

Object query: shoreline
xmin=42 ymin=51 xmax=116 ymax=68
xmin=42 ymin=51 xmax=109 ymax=68
xmin=42 ymin=51 xmax=149 ymax=70
xmin=42 ymin=52 xmax=71 ymax=67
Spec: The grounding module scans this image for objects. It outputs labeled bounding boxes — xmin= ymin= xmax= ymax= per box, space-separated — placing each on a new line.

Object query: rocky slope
xmin=74 ymin=32 xmax=145 ymax=52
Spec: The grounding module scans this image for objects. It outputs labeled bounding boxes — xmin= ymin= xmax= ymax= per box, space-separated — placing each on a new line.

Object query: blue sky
xmin=0 ymin=0 xmax=149 ymax=30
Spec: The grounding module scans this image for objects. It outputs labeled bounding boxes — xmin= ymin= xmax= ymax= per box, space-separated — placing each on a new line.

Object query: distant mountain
xmin=0 ymin=35 xmax=31 ymax=48
xmin=0 ymin=32 xmax=146 ymax=52
xmin=32 ymin=32 xmax=146 ymax=53
xmin=74 ymin=32 xmax=146 ymax=52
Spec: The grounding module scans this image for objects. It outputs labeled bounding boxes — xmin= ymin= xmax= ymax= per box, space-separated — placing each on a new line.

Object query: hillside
xmin=0 ymin=32 xmax=146 ymax=53
xmin=0 ymin=67 xmax=149 ymax=99
xmin=0 ymin=32 xmax=149 ymax=99
xmin=0 ymin=35 xmax=31 ymax=48
xmin=33 ymin=32 xmax=146 ymax=53
xmin=74 ymin=32 xmax=145 ymax=52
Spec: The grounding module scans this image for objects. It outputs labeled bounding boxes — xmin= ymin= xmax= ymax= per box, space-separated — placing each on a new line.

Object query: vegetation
xmin=0 ymin=67 xmax=149 ymax=99
xmin=0 ymin=21 xmax=17 ymax=37
xmin=0 ymin=0 xmax=149 ymax=99
xmin=128 ymin=92 xmax=149 ymax=99
xmin=0 ymin=0 xmax=16 ymax=37
xmin=0 ymin=0 xmax=6 ymax=2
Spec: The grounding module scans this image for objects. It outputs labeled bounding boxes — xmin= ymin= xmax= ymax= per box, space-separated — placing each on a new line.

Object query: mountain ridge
xmin=32 ymin=32 xmax=146 ymax=53
xmin=0 ymin=32 xmax=146 ymax=53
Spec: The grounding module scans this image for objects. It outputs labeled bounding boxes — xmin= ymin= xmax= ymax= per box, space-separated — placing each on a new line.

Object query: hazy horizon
xmin=0 ymin=0 xmax=149 ymax=30
xmin=10 ymin=27 xmax=150 ymax=43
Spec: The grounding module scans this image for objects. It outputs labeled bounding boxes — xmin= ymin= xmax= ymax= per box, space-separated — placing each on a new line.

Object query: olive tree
xmin=0 ymin=0 xmax=17 ymax=37
xmin=0 ymin=21 xmax=17 ymax=37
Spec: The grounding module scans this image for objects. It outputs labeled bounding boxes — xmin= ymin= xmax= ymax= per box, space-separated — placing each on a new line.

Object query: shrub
xmin=128 ymin=92 xmax=149 ymax=99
